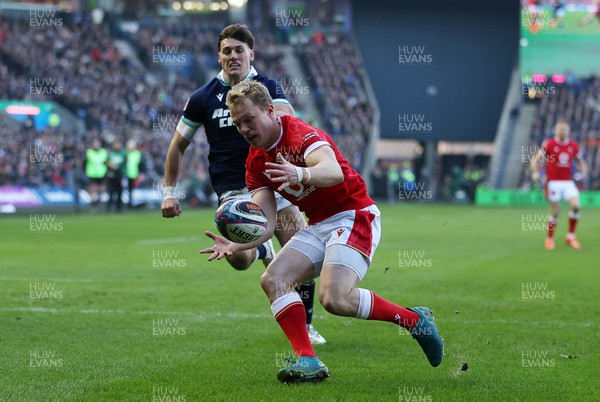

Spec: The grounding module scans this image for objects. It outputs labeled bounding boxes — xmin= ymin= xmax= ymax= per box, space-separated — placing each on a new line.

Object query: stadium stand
xmin=0 ymin=13 xmax=373 ymax=193
xmin=0 ymin=16 xmax=208 ymax=194
xmin=520 ymin=75 xmax=600 ymax=190
xmin=295 ymin=29 xmax=372 ymax=170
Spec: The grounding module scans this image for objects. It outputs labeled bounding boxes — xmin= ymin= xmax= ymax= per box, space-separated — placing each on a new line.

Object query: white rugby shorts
xmin=545 ymin=180 xmax=579 ymax=202
xmin=284 ymin=204 xmax=381 ymax=280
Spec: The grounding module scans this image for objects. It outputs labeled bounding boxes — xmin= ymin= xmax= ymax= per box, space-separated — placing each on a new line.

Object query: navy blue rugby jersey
xmin=176 ymin=66 xmax=290 ymax=197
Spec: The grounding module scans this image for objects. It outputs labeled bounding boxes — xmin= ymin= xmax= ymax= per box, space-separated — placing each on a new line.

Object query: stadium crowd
xmin=0 ymin=16 xmax=209 ymax=193
xmin=295 ymin=29 xmax=372 ymax=170
xmin=521 ymin=75 xmax=600 ymax=189
xmin=0 ymin=14 xmax=370 ymax=197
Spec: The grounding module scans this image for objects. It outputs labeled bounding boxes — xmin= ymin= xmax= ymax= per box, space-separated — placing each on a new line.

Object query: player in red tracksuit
xmin=201 ymin=80 xmax=444 ymax=383
xmin=531 ymin=119 xmax=587 ymax=250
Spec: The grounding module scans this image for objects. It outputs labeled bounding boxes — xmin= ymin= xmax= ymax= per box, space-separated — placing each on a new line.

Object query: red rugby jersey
xmin=246 ymin=116 xmax=373 ymax=223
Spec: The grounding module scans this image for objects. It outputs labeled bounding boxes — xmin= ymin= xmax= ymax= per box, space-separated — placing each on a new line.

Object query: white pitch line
xmin=0 ymin=277 xmax=95 ymax=283
xmin=2 ymin=307 xmax=271 ymax=319
xmin=3 ymin=307 xmax=332 ymax=321
xmin=136 ymin=236 xmax=201 ymax=246
xmin=455 ymin=318 xmax=597 ymax=328
xmin=2 ymin=307 xmax=596 ymax=328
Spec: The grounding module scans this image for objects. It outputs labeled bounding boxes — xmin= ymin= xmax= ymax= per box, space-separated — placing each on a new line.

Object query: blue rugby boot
xmin=277 ymin=356 xmax=330 ymax=384
xmin=407 ymin=306 xmax=444 ymax=367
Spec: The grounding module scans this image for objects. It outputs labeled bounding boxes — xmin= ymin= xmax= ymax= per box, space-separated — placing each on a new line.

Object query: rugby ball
xmin=214 ymin=200 xmax=268 ymax=243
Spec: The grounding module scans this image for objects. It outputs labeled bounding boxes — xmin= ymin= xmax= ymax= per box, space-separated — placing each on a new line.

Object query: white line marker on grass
xmin=136 ymin=236 xmax=201 ymax=246
xmin=1 ymin=307 xmax=594 ymax=327
xmin=2 ymin=307 xmax=272 ymax=319
xmin=2 ymin=307 xmax=334 ymax=322
xmin=0 ymin=277 xmax=94 ymax=283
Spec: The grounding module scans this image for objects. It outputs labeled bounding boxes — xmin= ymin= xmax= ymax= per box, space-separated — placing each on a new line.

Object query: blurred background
xmin=0 ymin=0 xmax=599 ymax=213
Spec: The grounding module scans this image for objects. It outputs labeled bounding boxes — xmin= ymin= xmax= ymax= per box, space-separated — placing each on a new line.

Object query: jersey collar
xmin=266 ymin=117 xmax=284 ymax=152
xmin=217 ymin=66 xmax=258 ymax=87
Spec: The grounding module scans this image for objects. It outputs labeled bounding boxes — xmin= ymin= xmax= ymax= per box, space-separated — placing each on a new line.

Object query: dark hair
xmin=218 ymin=23 xmax=255 ymax=51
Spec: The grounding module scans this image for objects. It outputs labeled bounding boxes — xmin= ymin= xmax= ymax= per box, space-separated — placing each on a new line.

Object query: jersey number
xmin=284 ymin=183 xmax=304 ymax=197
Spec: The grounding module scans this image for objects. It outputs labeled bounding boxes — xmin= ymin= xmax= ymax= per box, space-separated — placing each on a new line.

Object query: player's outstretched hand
xmin=161 ymin=198 xmax=182 ymax=218
xmin=265 ymin=152 xmax=299 ymax=192
xmin=200 ymin=231 xmax=235 ymax=261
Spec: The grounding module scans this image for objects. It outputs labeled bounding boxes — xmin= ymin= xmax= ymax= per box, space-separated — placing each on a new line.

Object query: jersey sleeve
xmin=177 ymin=93 xmax=204 ymax=141
xmin=246 ymin=160 xmax=269 ymax=194
xmin=301 ymin=130 xmax=331 ymax=159
xmin=540 ymin=139 xmax=549 ymax=155
xmin=574 ymin=142 xmax=583 ymax=159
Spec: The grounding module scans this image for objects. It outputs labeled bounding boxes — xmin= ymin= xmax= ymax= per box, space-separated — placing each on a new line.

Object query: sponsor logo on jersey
xmin=211 ymin=107 xmax=233 ymax=128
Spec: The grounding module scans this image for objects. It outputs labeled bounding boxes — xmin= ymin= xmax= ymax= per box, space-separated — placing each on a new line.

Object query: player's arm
xmin=200 ymin=188 xmax=278 ymax=261
xmin=265 ymin=146 xmax=343 ymax=192
xmin=303 ymin=146 xmax=344 ymax=186
xmin=161 ymin=93 xmax=203 ymax=217
xmin=575 ymin=155 xmax=587 ymax=179
xmin=530 ymin=148 xmax=544 ymax=182
xmin=164 ymin=131 xmax=191 ymax=187
xmin=161 ymin=130 xmax=191 ymax=218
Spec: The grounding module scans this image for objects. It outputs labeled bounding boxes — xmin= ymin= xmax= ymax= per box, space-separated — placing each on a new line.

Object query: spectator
xmin=125 ymin=139 xmax=143 ymax=208
xmin=85 ymin=138 xmax=108 ymax=209
xmin=105 ymin=139 xmax=126 ymax=212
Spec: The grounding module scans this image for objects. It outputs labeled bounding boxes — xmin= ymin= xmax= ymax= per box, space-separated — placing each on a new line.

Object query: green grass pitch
xmin=1 ymin=204 xmax=599 ymax=401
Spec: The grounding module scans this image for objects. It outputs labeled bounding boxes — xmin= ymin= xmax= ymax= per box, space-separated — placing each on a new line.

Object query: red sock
xmin=547 ymin=219 xmax=556 ymax=238
xmin=271 ymin=293 xmax=315 ymax=357
xmin=568 ymin=212 xmax=579 ymax=234
xmin=568 ymin=218 xmax=577 ymax=234
xmin=357 ymin=289 xmax=419 ymax=330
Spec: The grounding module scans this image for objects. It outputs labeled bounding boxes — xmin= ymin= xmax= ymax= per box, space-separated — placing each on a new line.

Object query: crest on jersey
xmin=216 ymin=93 xmax=224 ymax=102
xmin=558 ymin=152 xmax=570 ymax=166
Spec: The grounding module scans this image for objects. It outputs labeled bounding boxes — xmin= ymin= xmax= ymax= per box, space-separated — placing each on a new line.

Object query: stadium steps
xmin=489 ymin=68 xmax=536 ymax=189
xmin=502 ymin=104 xmax=536 ymax=188
xmin=350 ymin=32 xmax=380 ymax=192
xmin=279 ymin=45 xmax=322 ymax=123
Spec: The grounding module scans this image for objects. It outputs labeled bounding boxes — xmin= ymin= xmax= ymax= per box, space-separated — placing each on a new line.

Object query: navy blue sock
xmin=297 ymin=280 xmax=316 ymax=325
xmin=256 ymin=244 xmax=267 ymax=259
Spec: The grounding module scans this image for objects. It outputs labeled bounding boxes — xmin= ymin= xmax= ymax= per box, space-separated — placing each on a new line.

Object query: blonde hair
xmin=226 ymin=80 xmax=273 ymax=111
